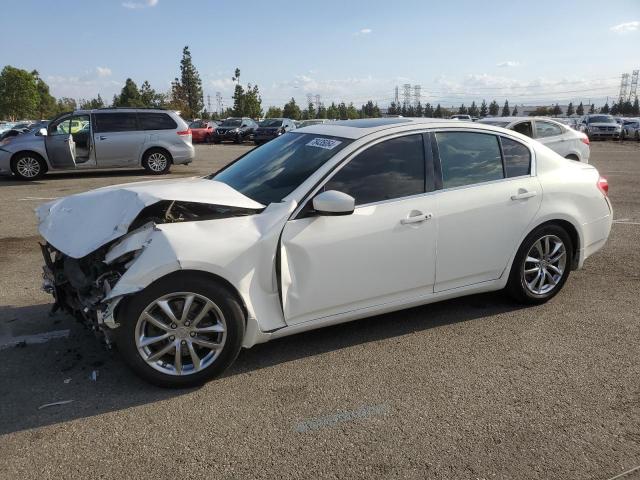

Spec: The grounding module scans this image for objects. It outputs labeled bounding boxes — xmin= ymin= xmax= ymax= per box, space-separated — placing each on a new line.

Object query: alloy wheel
xmin=16 ymin=157 xmax=41 ymax=178
xmin=135 ymin=292 xmax=227 ymax=376
xmin=522 ymin=234 xmax=567 ymax=295
xmin=147 ymin=152 xmax=168 ymax=172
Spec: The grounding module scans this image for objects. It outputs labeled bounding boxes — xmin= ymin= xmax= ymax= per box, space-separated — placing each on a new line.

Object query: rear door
xmin=44 ymin=115 xmax=76 ymax=168
xmin=534 ymin=120 xmax=570 ymax=156
xmin=93 ymin=112 xmax=142 ymax=167
xmin=433 ymin=130 xmax=541 ymax=292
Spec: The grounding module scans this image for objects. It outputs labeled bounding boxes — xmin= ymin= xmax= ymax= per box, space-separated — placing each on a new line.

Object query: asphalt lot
xmin=0 ymin=141 xmax=639 ymax=479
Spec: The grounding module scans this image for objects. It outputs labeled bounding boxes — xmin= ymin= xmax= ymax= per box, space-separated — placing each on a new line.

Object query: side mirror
xmin=39 ymin=128 xmax=48 ymax=136
xmin=312 ymin=190 xmax=355 ymax=216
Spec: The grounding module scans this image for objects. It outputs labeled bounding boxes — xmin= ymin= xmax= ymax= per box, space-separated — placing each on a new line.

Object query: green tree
xmin=113 ymin=78 xmax=143 ymax=107
xmin=566 ymin=102 xmax=575 ymax=116
xmin=512 ymin=105 xmax=518 ymax=116
xmin=424 ymin=103 xmax=434 ymax=117
xmin=479 ymin=100 xmax=488 ymax=117
xmin=31 ymin=70 xmax=57 ymax=119
xmin=56 ymin=97 xmax=77 ymax=114
xmin=576 ymin=102 xmax=584 ymax=116
xmin=317 ymin=104 xmax=327 ymax=119
xmin=346 ymin=102 xmax=359 ymax=119
xmin=415 ymin=102 xmax=423 ymax=117
xmin=589 ymin=103 xmax=595 ymax=114
xmin=304 ymin=101 xmax=316 ymax=120
xmin=243 ymin=84 xmax=262 ymax=118
xmin=434 ymin=104 xmax=443 ymax=118
xmin=79 ymin=94 xmax=105 ymax=110
xmin=0 ymin=66 xmax=39 ymax=120
xmin=601 ymin=102 xmax=610 ymax=114
xmin=140 ymin=81 xmax=163 ymax=108
xmin=337 ymin=102 xmax=348 ymax=120
xmin=178 ymin=46 xmax=204 ymax=118
xmin=488 ymin=100 xmax=499 ymax=116
xmin=282 ymin=98 xmax=301 ymax=120
xmin=265 ymin=106 xmax=283 ymax=118
xmin=552 ymin=103 xmax=561 ymax=116
xmin=326 ymin=102 xmax=338 ymax=119
xmin=458 ymin=104 xmax=468 ymax=114
xmin=529 ymin=106 xmax=549 ymax=116
xmin=468 ymin=101 xmax=479 ymax=117
xmin=501 ymin=100 xmax=510 ymax=117
xmin=633 ymin=97 xmax=639 ymax=116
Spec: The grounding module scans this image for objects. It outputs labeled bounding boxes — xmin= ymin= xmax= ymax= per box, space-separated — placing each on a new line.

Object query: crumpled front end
xmin=36 ymin=179 xmax=265 ymax=344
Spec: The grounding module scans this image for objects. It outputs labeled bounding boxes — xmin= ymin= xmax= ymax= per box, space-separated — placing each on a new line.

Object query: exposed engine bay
xmin=40 ymin=200 xmax=262 ymax=343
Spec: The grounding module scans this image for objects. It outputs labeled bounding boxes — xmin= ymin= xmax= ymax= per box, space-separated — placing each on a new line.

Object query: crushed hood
xmin=36 ymin=177 xmax=264 ymax=259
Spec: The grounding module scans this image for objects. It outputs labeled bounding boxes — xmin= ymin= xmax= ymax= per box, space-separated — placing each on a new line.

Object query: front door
xmin=44 ymin=115 xmax=76 ymax=168
xmin=280 ymin=133 xmax=437 ymax=325
xmin=93 ymin=112 xmax=142 ymax=167
xmin=433 ymin=131 xmax=541 ymax=292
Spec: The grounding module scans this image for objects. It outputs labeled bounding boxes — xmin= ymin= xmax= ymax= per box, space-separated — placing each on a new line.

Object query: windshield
xmin=211 ymin=133 xmax=352 ymax=205
xmin=221 ymin=119 xmax=242 ymax=127
xmin=588 ymin=115 xmax=615 ymax=124
xmin=259 ymin=119 xmax=282 ymax=127
xmin=479 ymin=119 xmax=511 ymax=127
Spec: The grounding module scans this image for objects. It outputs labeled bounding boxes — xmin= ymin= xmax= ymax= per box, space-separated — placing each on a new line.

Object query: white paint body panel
xmin=36 ymin=119 xmax=612 ymax=349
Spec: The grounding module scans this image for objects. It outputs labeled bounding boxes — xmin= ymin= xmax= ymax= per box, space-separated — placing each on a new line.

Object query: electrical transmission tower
xmin=402 ymin=84 xmax=411 ymax=109
xmin=630 ymin=70 xmax=639 ymax=101
xmin=207 ymin=95 xmax=211 ymax=113
xmin=215 ymin=92 xmax=222 ymax=115
xmin=394 ymin=86 xmax=399 ymax=105
xmin=315 ymin=94 xmax=321 ymax=109
xmin=618 ymin=73 xmax=630 ymax=101
xmin=306 ymin=93 xmax=313 ymax=106
xmin=413 ymin=85 xmax=421 ymax=107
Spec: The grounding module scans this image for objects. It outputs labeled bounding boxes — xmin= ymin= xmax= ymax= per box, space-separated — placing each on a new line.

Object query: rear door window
xmin=94 ymin=113 xmax=138 ymax=133
xmin=512 ymin=121 xmax=533 ymax=138
xmin=139 ymin=113 xmax=178 ymax=130
xmin=435 ymin=131 xmax=504 ymax=188
xmin=535 ymin=121 xmax=563 ymax=138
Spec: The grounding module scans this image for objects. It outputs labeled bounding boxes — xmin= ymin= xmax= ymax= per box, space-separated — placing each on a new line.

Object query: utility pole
xmin=402 ymin=84 xmax=411 ymax=110
xmin=413 ymin=85 xmax=421 ymax=107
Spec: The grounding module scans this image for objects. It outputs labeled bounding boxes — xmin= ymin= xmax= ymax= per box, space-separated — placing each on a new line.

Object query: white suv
xmin=0 ymin=108 xmax=194 ymax=180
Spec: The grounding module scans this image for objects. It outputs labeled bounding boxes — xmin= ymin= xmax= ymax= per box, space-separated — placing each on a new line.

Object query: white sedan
xmin=37 ymin=118 xmax=612 ymax=387
xmin=478 ymin=117 xmax=590 ymax=162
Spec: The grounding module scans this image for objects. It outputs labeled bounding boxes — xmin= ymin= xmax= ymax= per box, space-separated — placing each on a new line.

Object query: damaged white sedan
xmin=37 ymin=118 xmax=612 ymax=387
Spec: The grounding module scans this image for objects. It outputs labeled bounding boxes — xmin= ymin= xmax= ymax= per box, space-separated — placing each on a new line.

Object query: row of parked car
xmin=188 ymin=117 xmax=332 ymax=145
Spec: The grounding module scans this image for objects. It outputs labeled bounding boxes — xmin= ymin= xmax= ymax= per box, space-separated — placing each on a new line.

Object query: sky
xmin=1 ymin=0 xmax=639 ymax=110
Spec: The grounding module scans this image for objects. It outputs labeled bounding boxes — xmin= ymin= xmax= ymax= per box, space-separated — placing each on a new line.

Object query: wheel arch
xmin=524 ymin=218 xmax=581 ymax=270
xmin=141 ymin=145 xmax=173 ymax=165
xmin=10 ymin=150 xmax=50 ymax=171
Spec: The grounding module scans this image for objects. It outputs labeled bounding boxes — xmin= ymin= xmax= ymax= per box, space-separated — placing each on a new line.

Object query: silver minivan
xmin=0 ymin=108 xmax=195 ymax=180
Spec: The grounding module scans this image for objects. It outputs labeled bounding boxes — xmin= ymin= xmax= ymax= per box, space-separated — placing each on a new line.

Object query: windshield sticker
xmin=306 ymin=138 xmax=342 ymax=150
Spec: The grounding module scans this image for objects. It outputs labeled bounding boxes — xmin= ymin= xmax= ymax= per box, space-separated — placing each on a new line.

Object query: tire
xmin=11 ymin=152 xmax=47 ymax=180
xmin=213 ymin=139 xmax=221 ymax=144
xmin=635 ymin=131 xmax=639 ymax=142
xmin=506 ymin=224 xmax=573 ymax=305
xmin=142 ymin=148 xmax=172 ymax=175
xmin=234 ymin=134 xmax=243 ymax=144
xmin=115 ymin=272 xmax=245 ymax=388
xmin=565 ymin=154 xmax=579 ymax=161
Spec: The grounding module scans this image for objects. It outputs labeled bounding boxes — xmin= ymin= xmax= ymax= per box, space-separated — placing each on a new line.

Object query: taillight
xmin=581 ymin=135 xmax=590 ymax=145
xmin=597 ymin=176 xmax=609 ymax=196
xmin=177 ymin=129 xmax=191 ymax=136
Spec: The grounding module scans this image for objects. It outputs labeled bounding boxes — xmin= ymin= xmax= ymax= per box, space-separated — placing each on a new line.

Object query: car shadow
xmin=0 ymin=292 xmax=521 ymax=435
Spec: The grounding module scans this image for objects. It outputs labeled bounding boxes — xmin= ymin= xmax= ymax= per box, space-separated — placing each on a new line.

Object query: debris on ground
xmin=38 ymin=400 xmax=73 ymax=410
xmin=90 ymin=370 xmax=99 ymax=382
xmin=63 ymin=378 xmax=71 ymax=384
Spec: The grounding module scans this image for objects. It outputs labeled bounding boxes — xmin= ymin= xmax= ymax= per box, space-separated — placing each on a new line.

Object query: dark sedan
xmin=253 ymin=118 xmax=296 ymax=145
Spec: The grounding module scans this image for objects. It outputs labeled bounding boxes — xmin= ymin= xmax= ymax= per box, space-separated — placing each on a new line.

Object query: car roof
xmin=73 ymin=108 xmax=173 ymax=114
xmin=296 ymin=117 xmax=512 ymax=139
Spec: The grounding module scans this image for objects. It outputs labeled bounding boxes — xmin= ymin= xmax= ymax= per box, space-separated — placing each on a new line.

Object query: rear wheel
xmin=142 ymin=148 xmax=171 ymax=175
xmin=11 ymin=152 xmax=47 ymax=180
xmin=234 ymin=133 xmax=243 ymax=144
xmin=507 ymin=225 xmax=573 ymax=305
xmin=116 ymin=273 xmax=245 ymax=388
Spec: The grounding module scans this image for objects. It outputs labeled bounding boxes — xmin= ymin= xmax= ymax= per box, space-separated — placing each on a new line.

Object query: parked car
xmin=296 ymin=119 xmax=333 ymax=129
xmin=36 ymin=117 xmax=612 ymax=387
xmin=621 ymin=118 xmax=640 ymax=141
xmin=578 ymin=114 xmax=621 ymax=140
xmin=253 ymin=118 xmax=296 ymax=145
xmin=478 ymin=116 xmax=590 ymax=162
xmin=189 ymin=120 xmax=219 ymax=143
xmin=0 ymin=108 xmax=194 ymax=180
xmin=450 ymin=114 xmax=472 ymax=120
xmin=212 ymin=117 xmax=257 ymax=144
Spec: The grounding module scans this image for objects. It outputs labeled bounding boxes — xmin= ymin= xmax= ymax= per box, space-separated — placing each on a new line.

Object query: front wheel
xmin=506 ymin=225 xmax=573 ymax=305
xmin=11 ymin=152 xmax=47 ymax=180
xmin=142 ymin=148 xmax=171 ymax=175
xmin=116 ymin=273 xmax=245 ymax=387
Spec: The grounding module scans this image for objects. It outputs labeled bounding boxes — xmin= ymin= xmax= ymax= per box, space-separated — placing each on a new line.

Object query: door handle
xmin=99 ymin=136 xmax=107 ymax=140
xmin=511 ymin=190 xmax=537 ymax=201
xmin=400 ymin=212 xmax=432 ymax=225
